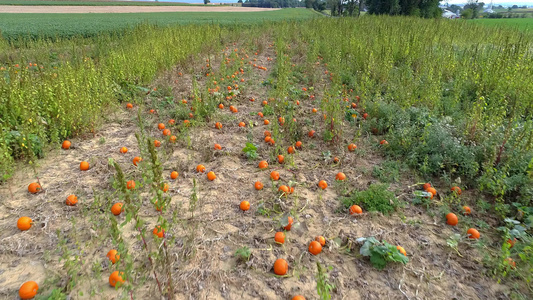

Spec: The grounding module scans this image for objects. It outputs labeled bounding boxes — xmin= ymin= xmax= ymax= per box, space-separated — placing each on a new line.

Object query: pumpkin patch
xmin=2 ymin=21 xmax=532 ymax=300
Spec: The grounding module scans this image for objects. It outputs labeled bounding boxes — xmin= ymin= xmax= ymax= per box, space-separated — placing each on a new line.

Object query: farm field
xmin=1 ymin=14 xmax=533 ymax=300
xmin=0 ymin=9 xmax=312 ymax=40
xmin=0 ymin=5 xmax=279 ymax=13
xmin=0 ymin=0 xmax=199 ymax=6
xmin=474 ymin=17 xmax=533 ymax=30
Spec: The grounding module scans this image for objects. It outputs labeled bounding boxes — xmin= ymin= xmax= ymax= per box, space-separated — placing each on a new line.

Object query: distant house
xmin=442 ymin=10 xmax=459 ymax=19
xmin=484 ymin=8 xmax=495 ymax=13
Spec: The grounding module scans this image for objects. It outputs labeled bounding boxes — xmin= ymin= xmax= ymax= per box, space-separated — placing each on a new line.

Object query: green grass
xmin=0 ymin=9 xmax=317 ymax=40
xmin=473 ymin=18 xmax=533 ymax=31
xmin=0 ymin=0 xmax=198 ymax=5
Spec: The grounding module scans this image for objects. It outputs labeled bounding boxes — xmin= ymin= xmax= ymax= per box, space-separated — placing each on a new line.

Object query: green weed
xmin=339 ymin=183 xmax=397 ymax=215
xmin=358 ymin=236 xmax=409 ymax=270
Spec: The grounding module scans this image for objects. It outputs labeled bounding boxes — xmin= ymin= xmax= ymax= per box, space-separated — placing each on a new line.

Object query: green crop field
xmin=1 ymin=12 xmax=533 ymax=300
xmin=0 ymin=0 xmax=198 ymax=5
xmin=0 ymin=9 xmax=317 ymax=40
xmin=474 ymin=17 xmax=533 ymax=30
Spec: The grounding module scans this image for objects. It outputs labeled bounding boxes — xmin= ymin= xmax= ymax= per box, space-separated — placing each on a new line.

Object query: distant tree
xmin=204 ymin=0 xmax=210 ymax=4
xmin=365 ymin=0 xmax=400 ymax=15
xmin=511 ymin=5 xmax=518 ymax=9
xmin=329 ymin=0 xmax=343 ymax=16
xmin=238 ymin=0 xmax=243 ymax=3
xmin=345 ymin=0 xmax=359 ymax=16
xmin=449 ymin=4 xmax=461 ymax=13
xmin=464 ymin=0 xmax=481 ymax=18
xmin=461 ymin=8 xmax=473 ymax=19
xmin=417 ymin=0 xmax=442 ymax=18
xmin=365 ymin=0 xmax=439 ymax=18
xmin=305 ymin=0 xmax=314 ymax=8
xmin=313 ymin=0 xmax=327 ymax=11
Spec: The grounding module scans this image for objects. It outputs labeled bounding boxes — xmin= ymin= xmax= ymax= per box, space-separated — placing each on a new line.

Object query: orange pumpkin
xmin=273 ymin=258 xmax=288 ymax=275
xmin=240 ymin=201 xmax=250 ymax=211
xmin=318 ymin=180 xmax=328 ymax=190
xmin=446 ymin=213 xmax=458 ymax=226
xmin=288 ymin=146 xmax=295 ymax=154
xmin=62 ymin=140 xmax=71 ymax=150
xmin=467 ymin=228 xmax=480 ymax=239
xmin=283 ymin=216 xmax=294 ymax=231
xmin=28 ymin=182 xmax=41 ymax=194
xmin=254 ymin=181 xmax=263 ymax=190
xmin=107 ymin=249 xmax=120 ymax=264
xmin=451 ymin=186 xmax=462 ymax=195
xmin=397 ymin=246 xmax=407 ymax=256
xmin=17 ymin=217 xmax=32 ymax=231
xmin=315 ymin=236 xmax=326 ymax=246
xmin=132 ymin=157 xmax=142 ymax=166
xmin=111 ymin=203 xmax=123 ymax=216
xmin=19 ymin=281 xmax=39 ymax=299
xmin=335 ymin=172 xmax=346 ymax=181
xmin=80 ymin=161 xmax=90 ymax=171
xmin=308 ymin=241 xmax=322 ymax=255
xmin=153 ymin=225 xmax=164 ymax=238
xmin=109 ymin=271 xmax=125 ymax=288
xmin=66 ymin=194 xmax=78 ymax=206
xmin=126 ymin=180 xmax=135 ymax=190
xmin=349 ymin=205 xmax=362 ymax=215
xmin=275 ymin=232 xmax=285 ymax=244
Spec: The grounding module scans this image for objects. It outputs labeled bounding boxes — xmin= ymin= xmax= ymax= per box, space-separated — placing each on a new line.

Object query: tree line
xmin=241 ymin=0 xmax=440 ymax=16
xmin=241 ymin=0 xmax=306 ymax=8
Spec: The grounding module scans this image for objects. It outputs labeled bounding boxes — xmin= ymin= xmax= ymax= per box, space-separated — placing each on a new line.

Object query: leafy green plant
xmin=262 ymin=105 xmax=274 ymax=116
xmin=358 ymin=237 xmax=408 ymax=270
xmin=412 ymin=190 xmax=433 ymax=209
xmin=242 ymin=142 xmax=258 ymax=160
xmin=340 ymin=183 xmax=397 ymax=215
xmin=189 ymin=178 xmax=199 ymax=218
xmin=316 ymin=262 xmax=335 ymax=300
xmin=372 ymin=159 xmax=404 ymax=183
xmin=446 ymin=233 xmax=463 ymax=257
xmin=234 ymin=246 xmax=251 ymax=262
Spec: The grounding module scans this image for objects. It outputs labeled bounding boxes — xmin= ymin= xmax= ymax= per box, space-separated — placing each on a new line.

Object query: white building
xmin=442 ymin=10 xmax=458 ymax=19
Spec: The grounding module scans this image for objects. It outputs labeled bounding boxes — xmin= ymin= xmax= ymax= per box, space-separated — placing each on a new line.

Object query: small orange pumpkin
xmin=239 ymin=201 xmax=250 ymax=211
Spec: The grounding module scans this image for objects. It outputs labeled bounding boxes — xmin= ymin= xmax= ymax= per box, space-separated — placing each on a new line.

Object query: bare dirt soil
xmin=0 ymin=5 xmax=279 ymax=13
xmin=0 ymin=37 xmax=517 ymax=300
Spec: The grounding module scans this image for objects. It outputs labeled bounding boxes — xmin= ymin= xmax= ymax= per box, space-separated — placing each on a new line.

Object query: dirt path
xmin=0 ymin=5 xmax=280 ymax=13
